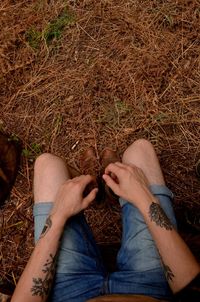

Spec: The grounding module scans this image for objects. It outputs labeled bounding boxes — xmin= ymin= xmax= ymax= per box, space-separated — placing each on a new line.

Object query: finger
xmin=78 ymin=175 xmax=95 ymax=187
xmin=104 ymin=163 xmax=122 ymax=176
xmin=105 ymin=162 xmax=124 ymax=172
xmin=115 ymin=162 xmax=135 ymax=170
xmin=102 ymin=174 xmax=119 ymax=195
xmin=114 ymin=162 xmax=125 ymax=168
xmin=82 ymin=188 xmax=98 ymax=209
xmin=110 ymin=172 xmax=119 ymax=183
xmin=73 ymin=175 xmax=92 ymax=182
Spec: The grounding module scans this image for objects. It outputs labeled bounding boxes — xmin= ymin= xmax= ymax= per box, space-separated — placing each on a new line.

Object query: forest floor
xmin=0 ymin=0 xmax=200 ymax=293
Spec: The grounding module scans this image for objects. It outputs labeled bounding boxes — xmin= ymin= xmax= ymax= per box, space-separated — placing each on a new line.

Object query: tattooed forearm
xmin=40 ymin=216 xmax=52 ymax=238
xmin=31 ymin=253 xmax=56 ymax=298
xmin=149 ymin=202 xmax=173 ymax=230
xmin=163 ymin=263 xmax=175 ymax=281
xmin=158 ymin=250 xmax=175 ymax=282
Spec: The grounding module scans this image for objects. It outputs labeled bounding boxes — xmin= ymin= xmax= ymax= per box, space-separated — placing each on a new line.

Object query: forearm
xmin=11 ymin=214 xmax=65 ymax=302
xmin=11 ymin=174 xmax=97 ymax=302
xmin=103 ymin=162 xmax=200 ymax=293
xmin=138 ymin=193 xmax=200 ymax=293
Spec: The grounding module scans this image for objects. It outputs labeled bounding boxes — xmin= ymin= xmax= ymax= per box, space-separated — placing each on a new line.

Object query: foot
xmin=101 ymin=148 xmax=120 ymax=171
xmin=0 ymin=133 xmax=21 ymax=207
xmin=79 ymin=147 xmax=99 ymax=176
xmin=80 ymin=147 xmax=103 ymax=208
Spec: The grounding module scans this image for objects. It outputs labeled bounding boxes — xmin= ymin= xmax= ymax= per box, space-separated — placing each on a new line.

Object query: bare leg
xmin=34 ymin=153 xmax=70 ymax=203
xmin=122 ymin=138 xmax=165 ymax=185
xmin=33 ymin=153 xmax=105 ymax=301
xmin=110 ymin=139 xmax=176 ymax=300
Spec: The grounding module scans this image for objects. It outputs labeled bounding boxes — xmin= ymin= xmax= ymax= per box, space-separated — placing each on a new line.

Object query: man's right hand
xmin=51 ymin=175 xmax=98 ymax=223
xmin=103 ymin=162 xmax=155 ymax=208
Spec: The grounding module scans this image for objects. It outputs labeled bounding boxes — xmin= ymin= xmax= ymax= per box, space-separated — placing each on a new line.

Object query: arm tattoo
xmin=31 ymin=253 xmax=56 ymax=298
xmin=158 ymin=250 xmax=175 ymax=282
xmin=149 ymin=202 xmax=173 ymax=230
xmin=163 ymin=263 xmax=175 ymax=281
xmin=40 ymin=216 xmax=52 ymax=238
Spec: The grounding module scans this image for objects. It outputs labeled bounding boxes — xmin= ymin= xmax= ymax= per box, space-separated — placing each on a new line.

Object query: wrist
xmin=132 ymin=188 xmax=159 ymax=213
xmin=38 ymin=211 xmax=66 ymax=241
xmin=50 ymin=211 xmax=69 ymax=229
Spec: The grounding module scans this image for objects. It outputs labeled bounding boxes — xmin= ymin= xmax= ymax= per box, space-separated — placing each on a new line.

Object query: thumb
xmin=82 ymin=188 xmax=98 ymax=209
xmin=103 ymin=174 xmax=119 ymax=195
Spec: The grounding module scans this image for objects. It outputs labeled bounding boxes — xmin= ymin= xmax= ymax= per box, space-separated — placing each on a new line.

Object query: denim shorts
xmin=33 ymin=185 xmax=177 ymax=302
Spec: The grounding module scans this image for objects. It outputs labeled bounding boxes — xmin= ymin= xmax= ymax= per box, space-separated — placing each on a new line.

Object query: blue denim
xmin=33 ymin=185 xmax=177 ymax=302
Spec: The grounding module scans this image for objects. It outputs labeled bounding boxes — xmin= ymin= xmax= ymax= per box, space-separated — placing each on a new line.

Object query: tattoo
xmin=40 ymin=216 xmax=52 ymax=238
xmin=149 ymin=202 xmax=173 ymax=230
xmin=158 ymin=250 xmax=175 ymax=282
xmin=31 ymin=253 xmax=56 ymax=298
xmin=163 ymin=263 xmax=175 ymax=281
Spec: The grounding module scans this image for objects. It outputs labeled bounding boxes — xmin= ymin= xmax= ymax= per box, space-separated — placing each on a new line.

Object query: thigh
xmin=109 ymin=270 xmax=172 ymax=301
xmin=109 ymin=185 xmax=176 ymax=300
xmin=117 ymin=185 xmax=177 ymax=271
xmin=34 ymin=202 xmax=106 ymax=301
xmin=33 ymin=154 xmax=106 ymax=301
xmin=122 ymin=139 xmax=165 ymax=186
xmin=33 ymin=153 xmax=71 ymax=202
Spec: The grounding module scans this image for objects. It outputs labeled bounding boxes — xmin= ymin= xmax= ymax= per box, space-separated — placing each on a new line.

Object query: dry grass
xmin=0 ymin=0 xmax=200 ymax=289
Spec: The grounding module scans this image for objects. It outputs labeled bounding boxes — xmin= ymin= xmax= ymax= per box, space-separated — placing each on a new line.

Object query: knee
xmin=34 ymin=153 xmax=57 ymax=172
xmin=131 ymin=138 xmax=154 ymax=151
xmin=122 ymin=139 xmax=154 ymax=162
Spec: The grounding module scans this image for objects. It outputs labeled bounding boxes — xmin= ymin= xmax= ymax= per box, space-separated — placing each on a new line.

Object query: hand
xmin=51 ymin=175 xmax=98 ymax=222
xmin=103 ymin=162 xmax=154 ymax=208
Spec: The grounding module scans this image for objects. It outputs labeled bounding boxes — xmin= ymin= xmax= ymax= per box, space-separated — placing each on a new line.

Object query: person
xmin=11 ymin=139 xmax=200 ymax=302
